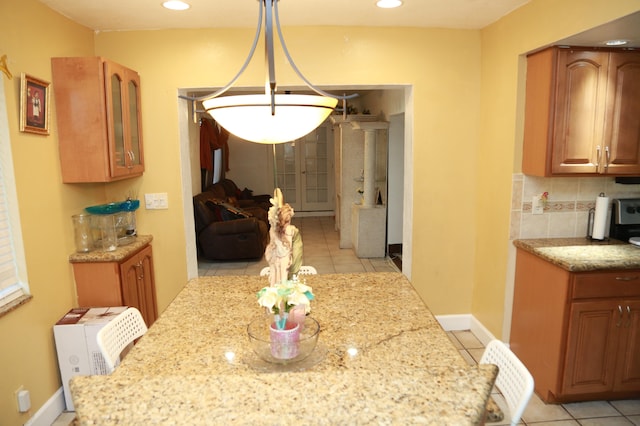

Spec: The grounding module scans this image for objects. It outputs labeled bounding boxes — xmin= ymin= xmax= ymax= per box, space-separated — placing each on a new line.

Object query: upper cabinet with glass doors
xmin=51 ymin=57 xmax=144 ymax=183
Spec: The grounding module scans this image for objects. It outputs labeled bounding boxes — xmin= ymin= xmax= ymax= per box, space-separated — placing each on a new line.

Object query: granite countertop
xmin=70 ymin=272 xmax=497 ymax=425
xmin=514 ymin=237 xmax=640 ymax=272
xmin=68 ymin=235 xmax=153 ymax=263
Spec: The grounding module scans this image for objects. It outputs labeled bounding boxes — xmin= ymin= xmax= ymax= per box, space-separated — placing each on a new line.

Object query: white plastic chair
xmin=96 ymin=307 xmax=148 ymax=373
xmin=480 ymin=340 xmax=534 ymax=426
xmin=260 ymin=265 xmax=318 ymax=276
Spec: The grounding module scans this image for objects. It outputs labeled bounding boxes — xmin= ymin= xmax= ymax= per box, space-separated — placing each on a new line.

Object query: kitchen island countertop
xmin=513 ymin=237 xmax=640 ymax=272
xmin=70 ymin=273 xmax=497 ymax=425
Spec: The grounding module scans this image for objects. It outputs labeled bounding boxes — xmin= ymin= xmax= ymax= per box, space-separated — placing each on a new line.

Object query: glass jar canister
xmin=92 ymin=214 xmax=118 ymax=251
xmin=72 ymin=214 xmax=94 ymax=252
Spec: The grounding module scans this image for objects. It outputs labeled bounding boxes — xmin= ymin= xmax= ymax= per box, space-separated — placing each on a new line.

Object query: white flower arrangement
xmin=256 ymin=279 xmax=314 ymax=329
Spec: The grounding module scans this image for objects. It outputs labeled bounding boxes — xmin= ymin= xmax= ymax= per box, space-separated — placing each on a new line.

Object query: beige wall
xmin=93 ymin=26 xmax=483 ymax=316
xmin=473 ymin=0 xmax=640 ymax=336
xmin=0 ymin=0 xmax=98 ymax=423
xmin=0 ymin=0 xmax=638 ymax=423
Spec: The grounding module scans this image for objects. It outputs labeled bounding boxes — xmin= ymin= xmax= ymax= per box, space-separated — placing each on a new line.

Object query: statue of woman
xmin=264 ymin=189 xmax=302 ymax=285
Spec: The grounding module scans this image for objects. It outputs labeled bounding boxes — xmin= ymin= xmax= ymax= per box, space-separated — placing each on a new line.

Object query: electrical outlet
xmin=532 ymin=196 xmax=544 ymax=215
xmin=14 ymin=386 xmax=30 ymax=412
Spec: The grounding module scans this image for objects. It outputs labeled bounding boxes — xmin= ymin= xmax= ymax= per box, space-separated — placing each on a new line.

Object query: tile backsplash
xmin=510 ymin=174 xmax=640 ymax=240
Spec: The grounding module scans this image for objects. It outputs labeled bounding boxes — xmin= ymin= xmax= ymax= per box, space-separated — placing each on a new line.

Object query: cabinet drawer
xmin=572 ymin=271 xmax=640 ymax=299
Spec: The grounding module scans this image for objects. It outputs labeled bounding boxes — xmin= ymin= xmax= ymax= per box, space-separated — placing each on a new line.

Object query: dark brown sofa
xmin=193 ymin=180 xmax=270 ymax=260
xmin=208 ymin=178 xmax=271 ymax=212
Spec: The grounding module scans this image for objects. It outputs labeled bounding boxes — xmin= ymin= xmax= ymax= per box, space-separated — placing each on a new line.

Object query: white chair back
xmin=298 ymin=265 xmax=318 ymax=275
xmin=96 ymin=307 xmax=148 ymax=373
xmin=260 ymin=265 xmax=318 ymax=276
xmin=480 ymin=340 xmax=534 ymax=426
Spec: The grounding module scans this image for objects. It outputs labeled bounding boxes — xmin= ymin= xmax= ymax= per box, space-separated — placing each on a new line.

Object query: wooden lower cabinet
xmin=72 ymin=244 xmax=158 ymax=326
xmin=511 ymin=249 xmax=640 ymax=402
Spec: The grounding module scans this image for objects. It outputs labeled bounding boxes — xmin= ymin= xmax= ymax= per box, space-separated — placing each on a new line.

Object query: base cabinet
xmin=562 ymin=299 xmax=640 ymax=396
xmin=511 ymin=249 xmax=640 ymax=402
xmin=72 ymin=244 xmax=158 ymax=326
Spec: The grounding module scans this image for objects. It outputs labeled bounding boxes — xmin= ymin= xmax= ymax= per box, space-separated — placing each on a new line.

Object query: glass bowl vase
xmin=247 ymin=315 xmax=320 ymax=365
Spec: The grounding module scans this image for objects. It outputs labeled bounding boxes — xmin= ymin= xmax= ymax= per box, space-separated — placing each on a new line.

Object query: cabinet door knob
xmin=626 ymin=305 xmax=632 ymax=328
xmin=604 ymin=146 xmax=610 ymax=170
xmin=596 ymin=145 xmax=601 ymax=169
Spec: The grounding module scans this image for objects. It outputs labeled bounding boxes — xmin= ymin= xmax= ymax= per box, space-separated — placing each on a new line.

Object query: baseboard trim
xmin=435 ymin=314 xmax=471 ymax=331
xmin=25 ymin=387 xmax=65 ymax=426
xmin=435 ymin=314 xmax=496 ymax=346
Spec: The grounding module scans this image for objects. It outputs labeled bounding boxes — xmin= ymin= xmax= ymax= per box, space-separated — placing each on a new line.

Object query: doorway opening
xmin=178 ymin=85 xmax=414 ymax=280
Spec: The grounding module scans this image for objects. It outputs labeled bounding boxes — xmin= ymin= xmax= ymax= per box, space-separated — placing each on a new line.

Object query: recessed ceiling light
xmin=605 ymin=39 xmax=629 ymax=46
xmin=376 ymin=0 xmax=403 ymax=9
xmin=162 ymin=1 xmax=190 ymax=11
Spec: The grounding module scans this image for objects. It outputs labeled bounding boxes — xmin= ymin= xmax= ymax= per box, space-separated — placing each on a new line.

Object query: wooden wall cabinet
xmin=511 ymin=249 xmax=640 ymax=402
xmin=522 ymin=47 xmax=640 ymax=176
xmin=72 ymin=243 xmax=157 ymax=326
xmin=51 ymin=57 xmax=144 ymax=183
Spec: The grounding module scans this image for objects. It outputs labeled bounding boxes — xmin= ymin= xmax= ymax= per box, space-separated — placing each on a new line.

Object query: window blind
xmin=0 ymin=79 xmax=29 ymax=309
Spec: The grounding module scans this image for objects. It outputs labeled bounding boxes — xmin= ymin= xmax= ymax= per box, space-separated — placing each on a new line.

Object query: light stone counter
xmin=68 ymin=235 xmax=153 ymax=263
xmin=70 ymin=272 xmax=497 ymax=425
xmin=514 ymin=238 xmax=640 ymax=272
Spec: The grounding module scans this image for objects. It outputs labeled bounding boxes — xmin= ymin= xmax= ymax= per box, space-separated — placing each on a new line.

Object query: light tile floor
xmin=197 ymin=216 xmax=400 ymax=276
xmin=448 ymin=330 xmax=640 ymax=425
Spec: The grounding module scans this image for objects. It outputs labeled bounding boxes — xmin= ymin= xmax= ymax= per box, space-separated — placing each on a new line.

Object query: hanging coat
xmin=200 ymin=118 xmax=230 ymax=172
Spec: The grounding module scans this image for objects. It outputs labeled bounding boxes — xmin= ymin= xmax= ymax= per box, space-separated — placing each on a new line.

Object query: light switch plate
xmin=144 ymin=193 xmax=169 ymax=210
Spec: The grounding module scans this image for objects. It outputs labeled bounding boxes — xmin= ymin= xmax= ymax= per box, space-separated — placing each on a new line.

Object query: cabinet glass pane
xmin=111 ymin=74 xmax=125 ymax=167
xmin=128 ymin=81 xmax=141 ymax=166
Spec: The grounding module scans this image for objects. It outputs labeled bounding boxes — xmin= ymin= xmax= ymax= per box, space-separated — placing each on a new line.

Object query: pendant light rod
xmin=180 ymin=0 xmax=357 ymax=105
xmin=265 ymin=0 xmax=277 ymax=109
xmin=179 ymin=1 xmax=264 ymax=103
xmin=273 ymin=0 xmax=358 ymax=101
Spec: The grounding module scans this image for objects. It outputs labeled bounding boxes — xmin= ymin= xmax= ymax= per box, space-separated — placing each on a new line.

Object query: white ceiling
xmin=38 ymin=0 xmax=532 ymax=31
xmin=37 ymin=0 xmax=640 ymax=48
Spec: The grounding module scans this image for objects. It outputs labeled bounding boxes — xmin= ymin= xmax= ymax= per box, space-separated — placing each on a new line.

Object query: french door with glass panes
xmin=273 ymin=123 xmax=334 ymax=213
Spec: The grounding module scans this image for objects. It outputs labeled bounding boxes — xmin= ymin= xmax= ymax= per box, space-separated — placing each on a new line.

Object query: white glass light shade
xmin=203 ymin=94 xmax=338 ymax=144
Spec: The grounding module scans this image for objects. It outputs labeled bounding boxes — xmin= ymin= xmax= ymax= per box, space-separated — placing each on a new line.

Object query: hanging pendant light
xmin=183 ymin=0 xmax=356 ymax=144
xmin=203 ymin=94 xmax=337 ymax=144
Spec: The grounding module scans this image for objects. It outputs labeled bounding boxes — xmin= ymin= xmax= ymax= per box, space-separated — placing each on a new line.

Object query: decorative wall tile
xmin=511 ymin=174 xmax=640 ymax=240
xmin=548 ymin=212 xmax=578 ymax=238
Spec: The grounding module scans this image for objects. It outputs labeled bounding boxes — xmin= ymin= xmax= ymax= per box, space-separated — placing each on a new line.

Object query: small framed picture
xmin=20 ymin=73 xmax=50 ymax=135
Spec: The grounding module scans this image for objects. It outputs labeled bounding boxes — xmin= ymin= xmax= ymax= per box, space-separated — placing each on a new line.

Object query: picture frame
xmin=20 ymin=73 xmax=50 ymax=135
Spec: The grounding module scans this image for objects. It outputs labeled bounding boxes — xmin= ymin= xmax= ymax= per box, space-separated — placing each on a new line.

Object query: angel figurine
xmin=264 ymin=188 xmax=302 ymax=285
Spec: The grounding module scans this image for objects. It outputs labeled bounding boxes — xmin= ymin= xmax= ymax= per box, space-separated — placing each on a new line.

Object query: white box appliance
xmin=53 ymin=306 xmax=127 ymax=411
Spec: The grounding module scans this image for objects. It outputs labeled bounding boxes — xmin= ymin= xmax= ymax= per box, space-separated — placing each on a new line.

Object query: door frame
xmin=178 ymin=85 xmax=414 ymax=279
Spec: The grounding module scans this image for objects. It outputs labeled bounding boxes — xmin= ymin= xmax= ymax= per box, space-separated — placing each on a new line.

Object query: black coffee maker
xmin=609 ymin=198 xmax=640 ymax=242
